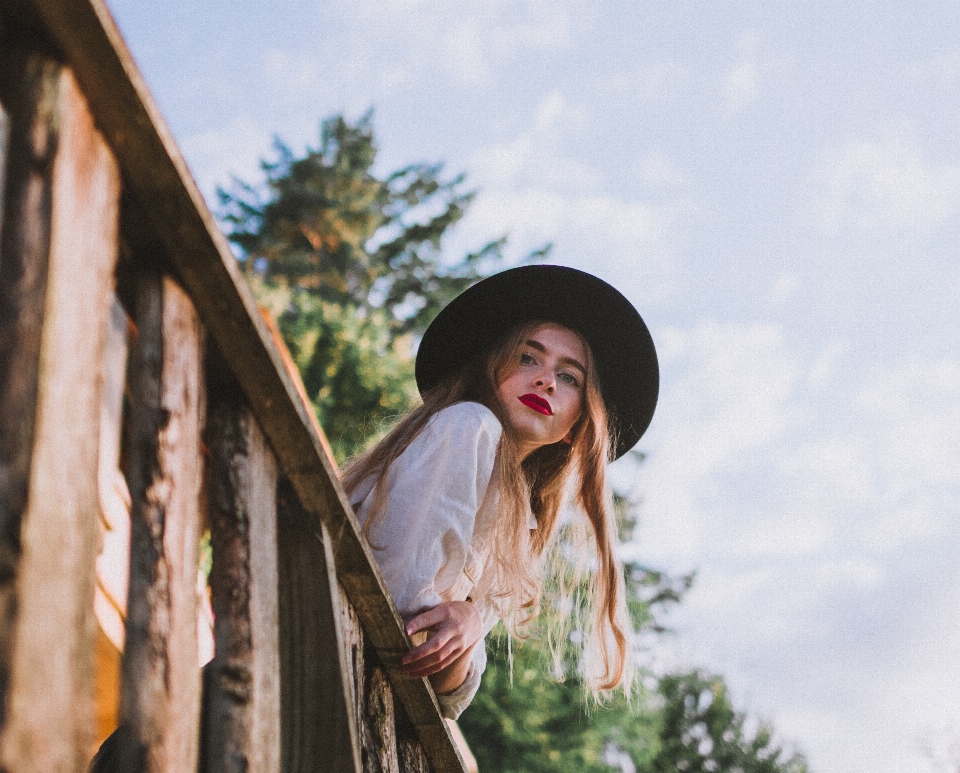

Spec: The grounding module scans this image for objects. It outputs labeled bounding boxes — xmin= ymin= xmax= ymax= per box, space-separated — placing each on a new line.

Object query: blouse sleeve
xmin=360 ymin=402 xmax=502 ymax=621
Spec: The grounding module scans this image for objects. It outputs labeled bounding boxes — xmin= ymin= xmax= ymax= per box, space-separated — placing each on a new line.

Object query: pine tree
xmin=651 ymin=671 xmax=809 ymax=773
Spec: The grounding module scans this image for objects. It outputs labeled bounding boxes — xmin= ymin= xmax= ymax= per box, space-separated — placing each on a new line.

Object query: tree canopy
xmin=219 ymin=111 xmax=523 ymax=339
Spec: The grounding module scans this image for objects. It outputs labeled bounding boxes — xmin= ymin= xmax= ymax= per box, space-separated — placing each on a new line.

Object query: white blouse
xmin=351 ymin=401 xmax=517 ymax=718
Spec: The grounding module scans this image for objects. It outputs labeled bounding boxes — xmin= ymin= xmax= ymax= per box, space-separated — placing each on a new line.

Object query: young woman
xmin=342 ymin=265 xmax=659 ymax=718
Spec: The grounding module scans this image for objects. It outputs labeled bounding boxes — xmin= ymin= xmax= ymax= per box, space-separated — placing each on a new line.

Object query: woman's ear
xmin=562 ymin=433 xmax=573 ymax=445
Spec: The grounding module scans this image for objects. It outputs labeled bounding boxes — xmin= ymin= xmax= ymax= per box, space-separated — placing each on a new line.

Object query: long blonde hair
xmin=341 ymin=319 xmax=631 ymax=692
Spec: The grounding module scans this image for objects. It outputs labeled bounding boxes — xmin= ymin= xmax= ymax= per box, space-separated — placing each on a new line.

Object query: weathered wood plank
xmin=333 ymin=577 xmax=366 ymax=761
xmin=0 ymin=48 xmax=60 ymax=733
xmin=397 ymin=737 xmax=431 ymax=773
xmin=119 ymin=274 xmax=205 ymax=773
xmin=0 ymin=63 xmax=120 ymax=772
xmin=204 ymin=393 xmax=281 ymax=773
xmin=363 ymin=665 xmax=400 ymax=773
xmin=276 ymin=481 xmax=361 ymax=773
xmin=25 ymin=1 xmax=467 ymax=768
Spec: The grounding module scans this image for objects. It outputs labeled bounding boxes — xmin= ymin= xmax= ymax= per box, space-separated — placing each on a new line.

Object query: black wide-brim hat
xmin=415 ymin=265 xmax=658 ymax=459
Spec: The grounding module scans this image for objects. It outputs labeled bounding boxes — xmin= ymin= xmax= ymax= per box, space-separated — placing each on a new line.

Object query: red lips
xmin=519 ymin=394 xmax=552 ymax=416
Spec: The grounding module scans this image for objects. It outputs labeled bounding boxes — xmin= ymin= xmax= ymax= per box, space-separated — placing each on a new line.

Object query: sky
xmin=105 ymin=2 xmax=960 ymax=771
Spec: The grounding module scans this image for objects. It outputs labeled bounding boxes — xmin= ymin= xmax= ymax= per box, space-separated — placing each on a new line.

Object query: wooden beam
xmin=119 ymin=274 xmax=205 ymax=773
xmin=204 ymin=393 xmax=281 ymax=773
xmin=0 ymin=63 xmax=120 ymax=772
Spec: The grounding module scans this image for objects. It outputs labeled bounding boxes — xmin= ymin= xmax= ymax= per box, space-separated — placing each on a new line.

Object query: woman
xmin=341 ymin=264 xmax=659 ymax=718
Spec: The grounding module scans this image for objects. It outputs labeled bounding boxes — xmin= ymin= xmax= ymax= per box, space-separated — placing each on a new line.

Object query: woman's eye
xmin=520 ymin=353 xmax=536 ymax=365
xmin=558 ymin=372 xmax=579 ymax=387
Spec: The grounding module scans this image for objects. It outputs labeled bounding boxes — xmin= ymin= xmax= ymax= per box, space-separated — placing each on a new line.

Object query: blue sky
xmin=107 ymin=2 xmax=960 ymax=771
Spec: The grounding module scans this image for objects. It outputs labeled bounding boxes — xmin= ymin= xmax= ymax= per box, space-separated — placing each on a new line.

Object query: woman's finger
xmin=400 ymin=600 xmax=482 ymax=676
xmin=402 ymin=640 xmax=462 ymax=677
xmin=402 ymin=621 xmax=465 ymax=665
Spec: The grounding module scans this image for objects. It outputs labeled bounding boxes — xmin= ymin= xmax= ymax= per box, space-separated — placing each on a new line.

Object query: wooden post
xmin=0 ymin=51 xmax=60 ymax=729
xmin=276 ymin=480 xmax=362 ymax=773
xmin=204 ymin=392 xmax=281 ymax=773
xmin=119 ymin=273 xmax=205 ymax=773
xmin=0 ymin=56 xmax=120 ymax=772
xmin=0 ymin=99 xmax=8 ymax=241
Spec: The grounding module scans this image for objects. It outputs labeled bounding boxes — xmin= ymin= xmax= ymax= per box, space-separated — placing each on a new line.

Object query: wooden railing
xmin=0 ymin=0 xmax=470 ymax=771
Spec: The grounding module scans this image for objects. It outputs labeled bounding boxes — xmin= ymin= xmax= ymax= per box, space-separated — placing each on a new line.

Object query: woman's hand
xmin=401 ymin=600 xmax=482 ymax=690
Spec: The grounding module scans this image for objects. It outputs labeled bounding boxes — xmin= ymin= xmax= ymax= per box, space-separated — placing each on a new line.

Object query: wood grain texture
xmin=334 ymin=577 xmax=366 ymax=759
xmin=119 ymin=274 xmax=205 ymax=773
xmin=0 ymin=49 xmax=60 ymax=730
xmin=204 ymin=394 xmax=281 ymax=773
xmin=0 ymin=99 xmax=8 ymax=242
xmin=276 ymin=481 xmax=362 ymax=773
xmin=0 ymin=65 xmax=119 ymax=772
xmin=20 ymin=0 xmax=467 ymax=768
xmin=397 ymin=737 xmax=431 ymax=773
xmin=363 ymin=666 xmax=399 ymax=773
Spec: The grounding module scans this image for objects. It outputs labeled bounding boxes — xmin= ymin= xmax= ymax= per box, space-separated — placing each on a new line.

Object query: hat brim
xmin=415 ymin=265 xmax=658 ymax=459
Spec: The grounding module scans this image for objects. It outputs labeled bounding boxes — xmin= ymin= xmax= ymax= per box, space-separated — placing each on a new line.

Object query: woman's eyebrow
xmin=526 ymin=339 xmax=587 ymax=375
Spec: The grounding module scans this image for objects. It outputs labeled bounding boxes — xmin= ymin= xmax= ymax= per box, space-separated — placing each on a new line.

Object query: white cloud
xmin=721 ymin=31 xmax=762 ymax=115
xmin=454 ymin=90 xmax=684 ymax=300
xmin=906 ymin=49 xmax=960 ymax=88
xmin=463 ymin=188 xmax=679 ymax=301
xmin=854 ymin=358 xmax=960 ymax=550
xmin=807 ymin=339 xmax=849 ymax=387
xmin=600 ymin=60 xmax=692 ymax=102
xmin=766 ymin=270 xmax=801 ymax=309
xmin=637 ymin=150 xmax=684 ymax=188
xmin=723 ymin=60 xmax=760 ymax=115
xmin=639 ymin=321 xmax=800 ymax=562
xmin=263 ymin=48 xmax=325 ymax=99
xmin=471 ymin=89 xmax=595 ymax=188
xmin=811 ymin=132 xmax=960 ymax=235
xmin=860 ymin=360 xmax=960 ymax=482
xmin=336 ymin=0 xmax=596 ymax=88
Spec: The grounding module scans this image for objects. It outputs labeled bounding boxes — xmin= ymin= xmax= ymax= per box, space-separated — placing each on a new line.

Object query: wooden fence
xmin=0 ymin=0 xmax=471 ymax=771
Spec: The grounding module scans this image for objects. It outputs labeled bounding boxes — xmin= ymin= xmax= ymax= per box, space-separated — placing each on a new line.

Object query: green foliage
xmin=459 ymin=629 xmax=661 ymax=773
xmin=219 ymin=111 xmax=521 ymax=340
xmin=650 ymin=671 xmax=809 ymax=773
xmin=252 ymin=277 xmax=417 ymax=460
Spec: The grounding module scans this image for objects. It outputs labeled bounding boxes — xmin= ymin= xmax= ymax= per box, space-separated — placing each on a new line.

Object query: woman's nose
xmin=535 ymin=371 xmax=555 ymax=392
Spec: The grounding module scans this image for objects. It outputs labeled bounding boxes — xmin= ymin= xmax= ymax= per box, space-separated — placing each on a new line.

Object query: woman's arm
xmin=358 ymin=403 xmax=501 ymax=619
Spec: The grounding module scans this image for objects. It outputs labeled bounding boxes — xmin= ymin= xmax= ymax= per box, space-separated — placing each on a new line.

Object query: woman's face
xmin=495 ymin=323 xmax=587 ymax=459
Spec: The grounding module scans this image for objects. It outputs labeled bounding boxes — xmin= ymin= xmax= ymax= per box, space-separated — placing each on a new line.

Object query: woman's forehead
xmin=527 ymin=322 xmax=589 ymax=360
